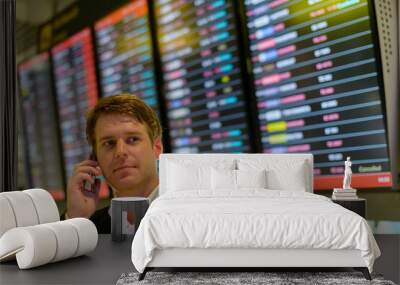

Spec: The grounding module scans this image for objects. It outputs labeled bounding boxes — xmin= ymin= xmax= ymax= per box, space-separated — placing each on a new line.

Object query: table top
xmin=331 ymin=198 xmax=366 ymax=202
xmin=1 ymin=234 xmax=398 ymax=284
xmin=0 ymin=235 xmax=134 ymax=285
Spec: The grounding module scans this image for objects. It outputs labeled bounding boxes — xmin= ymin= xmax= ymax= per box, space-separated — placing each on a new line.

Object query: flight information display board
xmin=51 ymin=28 xmax=108 ymax=197
xmin=245 ymin=0 xmax=392 ymax=189
xmin=155 ymin=0 xmax=250 ymax=153
xmin=95 ymin=0 xmax=160 ymax=112
xmin=18 ymin=52 xmax=65 ymax=200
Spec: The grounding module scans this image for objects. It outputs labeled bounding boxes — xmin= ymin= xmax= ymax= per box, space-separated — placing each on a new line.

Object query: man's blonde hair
xmin=86 ymin=94 xmax=162 ymax=151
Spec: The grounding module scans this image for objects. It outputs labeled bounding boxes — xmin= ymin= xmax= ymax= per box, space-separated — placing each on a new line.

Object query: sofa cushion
xmin=237 ymin=169 xmax=267 ymax=189
xmin=211 ymin=169 xmax=267 ymax=190
xmin=211 ymin=168 xmax=236 ymax=190
xmin=166 ymin=159 xmax=236 ymax=192
xmin=237 ymin=158 xmax=306 ymax=191
xmin=167 ymin=162 xmax=211 ymax=191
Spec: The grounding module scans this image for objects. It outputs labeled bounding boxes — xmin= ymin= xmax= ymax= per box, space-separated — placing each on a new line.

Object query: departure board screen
xmin=51 ymin=28 xmax=108 ymax=197
xmin=18 ymin=53 xmax=65 ymax=200
xmin=245 ymin=0 xmax=392 ymax=189
xmin=95 ymin=0 xmax=159 ymax=111
xmin=155 ymin=0 xmax=250 ymax=153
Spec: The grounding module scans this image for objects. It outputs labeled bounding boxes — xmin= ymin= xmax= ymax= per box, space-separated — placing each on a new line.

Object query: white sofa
xmin=132 ymin=154 xmax=379 ymax=280
xmin=159 ymin=153 xmax=314 ymax=194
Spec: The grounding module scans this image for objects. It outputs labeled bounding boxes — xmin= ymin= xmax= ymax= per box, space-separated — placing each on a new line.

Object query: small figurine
xmin=343 ymin=156 xmax=352 ymax=189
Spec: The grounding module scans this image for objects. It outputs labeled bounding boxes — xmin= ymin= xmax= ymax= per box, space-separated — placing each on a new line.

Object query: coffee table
xmin=0 ymin=235 xmax=133 ymax=284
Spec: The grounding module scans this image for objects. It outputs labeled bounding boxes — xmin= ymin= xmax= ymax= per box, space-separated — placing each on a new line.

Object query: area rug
xmin=116 ymin=271 xmax=396 ymax=285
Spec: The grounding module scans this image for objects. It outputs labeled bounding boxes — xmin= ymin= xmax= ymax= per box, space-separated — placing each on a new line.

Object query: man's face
xmin=94 ymin=114 xmax=162 ymax=194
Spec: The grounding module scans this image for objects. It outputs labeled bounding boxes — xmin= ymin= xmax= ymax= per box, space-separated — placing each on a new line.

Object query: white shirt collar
xmin=147 ymin=186 xmax=159 ymax=203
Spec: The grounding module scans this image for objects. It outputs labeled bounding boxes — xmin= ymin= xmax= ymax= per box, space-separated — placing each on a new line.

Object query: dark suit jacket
xmin=89 ymin=206 xmax=111 ymax=234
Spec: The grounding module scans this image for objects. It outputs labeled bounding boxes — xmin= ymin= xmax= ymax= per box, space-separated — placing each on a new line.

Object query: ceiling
xmin=16 ymin=0 xmax=77 ymax=24
xmin=16 ymin=0 xmax=77 ymax=62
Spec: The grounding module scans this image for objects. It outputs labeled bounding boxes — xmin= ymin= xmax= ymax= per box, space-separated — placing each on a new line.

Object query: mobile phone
xmin=83 ymin=151 xmax=100 ymax=197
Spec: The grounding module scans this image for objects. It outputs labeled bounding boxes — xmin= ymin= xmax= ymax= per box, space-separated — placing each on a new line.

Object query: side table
xmin=332 ymin=198 xmax=366 ymax=218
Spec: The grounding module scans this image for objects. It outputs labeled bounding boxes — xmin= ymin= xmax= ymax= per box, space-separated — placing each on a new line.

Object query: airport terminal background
xmin=15 ymin=0 xmax=399 ymax=232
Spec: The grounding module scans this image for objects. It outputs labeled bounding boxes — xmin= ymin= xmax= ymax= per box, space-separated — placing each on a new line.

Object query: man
xmin=64 ymin=94 xmax=163 ymax=233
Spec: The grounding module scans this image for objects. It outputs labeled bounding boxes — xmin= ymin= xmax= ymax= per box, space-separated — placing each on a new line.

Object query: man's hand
xmin=66 ymin=160 xmax=102 ymax=219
